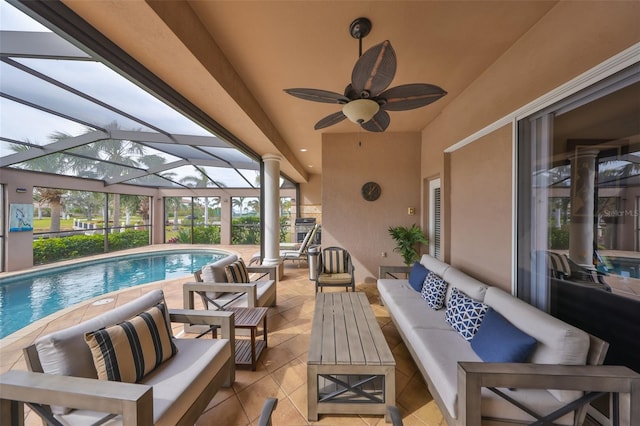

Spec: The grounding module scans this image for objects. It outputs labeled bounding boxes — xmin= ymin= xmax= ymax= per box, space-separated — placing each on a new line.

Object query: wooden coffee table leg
xmin=307 ymin=365 xmax=318 ymax=421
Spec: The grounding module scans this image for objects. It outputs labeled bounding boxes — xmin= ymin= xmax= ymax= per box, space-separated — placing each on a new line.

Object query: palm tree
xmin=247 ymin=198 xmax=260 ymax=215
xmin=232 ymin=196 xmax=246 ymax=217
xmin=181 ymin=168 xmax=212 ymax=224
xmin=63 ymin=123 xmax=145 ymax=229
xmin=36 ymin=188 xmax=65 ymax=232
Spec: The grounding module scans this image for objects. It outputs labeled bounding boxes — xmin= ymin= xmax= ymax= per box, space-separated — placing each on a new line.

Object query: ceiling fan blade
xmin=351 ymin=40 xmax=397 ymax=98
xmin=284 ymin=88 xmax=350 ymax=104
xmin=314 ymin=111 xmax=347 ymax=130
xmin=360 ymin=109 xmax=390 ymax=132
xmin=378 ymin=83 xmax=447 ymax=111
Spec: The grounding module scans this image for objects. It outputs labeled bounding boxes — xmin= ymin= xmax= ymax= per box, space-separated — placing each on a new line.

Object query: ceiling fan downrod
xmin=349 ymin=17 xmax=372 ymax=57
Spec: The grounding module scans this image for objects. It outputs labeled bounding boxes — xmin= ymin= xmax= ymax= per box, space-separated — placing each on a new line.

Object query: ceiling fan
xmin=284 ymin=17 xmax=447 ymax=132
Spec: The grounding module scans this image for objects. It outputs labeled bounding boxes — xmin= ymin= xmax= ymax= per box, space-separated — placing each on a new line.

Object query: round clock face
xmin=361 ymin=181 xmax=381 ymax=201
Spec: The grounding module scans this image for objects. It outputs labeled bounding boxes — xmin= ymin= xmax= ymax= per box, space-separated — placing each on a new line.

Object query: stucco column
xmin=261 ymin=154 xmax=282 ymax=266
xmin=569 ymin=149 xmax=599 ymax=267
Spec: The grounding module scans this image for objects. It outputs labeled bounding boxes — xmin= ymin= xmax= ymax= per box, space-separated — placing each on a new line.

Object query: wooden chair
xmin=315 ymin=246 xmax=355 ymax=293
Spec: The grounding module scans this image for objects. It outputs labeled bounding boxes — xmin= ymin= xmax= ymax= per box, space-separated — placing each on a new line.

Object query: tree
xmin=165 ymin=197 xmax=182 ymax=230
xmin=247 ymin=198 xmax=260 ymax=215
xmin=181 ymin=168 xmax=213 ymax=224
xmin=36 ymin=188 xmax=65 ymax=232
xmin=64 ymin=123 xmax=145 ymax=229
xmin=232 ymin=196 xmax=246 ymax=217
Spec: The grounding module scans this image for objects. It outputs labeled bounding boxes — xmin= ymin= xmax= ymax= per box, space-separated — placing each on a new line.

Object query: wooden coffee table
xmin=227 ymin=307 xmax=268 ymax=370
xmin=307 ymin=292 xmax=396 ymax=422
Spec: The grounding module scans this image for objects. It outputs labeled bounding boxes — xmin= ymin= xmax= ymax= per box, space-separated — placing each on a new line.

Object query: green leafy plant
xmin=388 ymin=224 xmax=428 ymax=266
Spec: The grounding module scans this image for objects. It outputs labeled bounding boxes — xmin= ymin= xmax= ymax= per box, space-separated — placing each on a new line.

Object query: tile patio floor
xmin=0 ymin=245 xmax=445 ymax=425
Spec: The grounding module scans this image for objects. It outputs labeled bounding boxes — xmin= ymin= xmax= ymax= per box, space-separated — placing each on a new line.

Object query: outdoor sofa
xmin=0 ymin=289 xmax=235 ymax=425
xmin=183 ymin=254 xmax=276 ymax=334
xmin=378 ymin=254 xmax=640 ymax=425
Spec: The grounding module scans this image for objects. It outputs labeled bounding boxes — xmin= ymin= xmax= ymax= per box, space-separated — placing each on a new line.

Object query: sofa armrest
xmin=247 ymin=264 xmax=277 ymax=281
xmin=457 ymin=362 xmax=640 ymax=426
xmin=169 ymin=309 xmax=235 ymax=341
xmin=183 ymin=282 xmax=258 ymax=309
xmin=378 ymin=265 xmax=411 ymax=279
xmin=0 ymin=370 xmax=152 ymax=425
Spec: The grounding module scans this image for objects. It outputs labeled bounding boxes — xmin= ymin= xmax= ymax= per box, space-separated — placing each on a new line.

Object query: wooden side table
xmin=227 ymin=307 xmax=268 ymax=370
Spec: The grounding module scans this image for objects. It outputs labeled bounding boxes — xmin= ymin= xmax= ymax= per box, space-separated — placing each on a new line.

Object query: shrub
xmin=232 ymin=216 xmax=261 ymax=244
xmin=33 ymin=230 xmax=149 ymax=264
xmin=549 ymin=227 xmax=570 ymax=249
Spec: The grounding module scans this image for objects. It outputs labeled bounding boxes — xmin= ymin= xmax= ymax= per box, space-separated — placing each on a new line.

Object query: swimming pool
xmin=0 ymin=249 xmax=228 ymax=339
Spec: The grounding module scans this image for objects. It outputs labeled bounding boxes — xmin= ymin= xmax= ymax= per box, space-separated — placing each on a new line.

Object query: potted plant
xmin=388 ymin=224 xmax=428 ymax=266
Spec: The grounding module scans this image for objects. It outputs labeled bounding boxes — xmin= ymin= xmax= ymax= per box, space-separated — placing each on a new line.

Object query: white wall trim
xmin=444 ymin=42 xmax=640 ymax=154
xmin=510 ymin=117 xmax=518 ymax=296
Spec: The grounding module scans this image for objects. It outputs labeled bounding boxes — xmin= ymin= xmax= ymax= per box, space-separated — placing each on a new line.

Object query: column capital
xmin=570 ymin=148 xmax=600 ymax=160
xmin=262 ymin=153 xmax=282 ymax=163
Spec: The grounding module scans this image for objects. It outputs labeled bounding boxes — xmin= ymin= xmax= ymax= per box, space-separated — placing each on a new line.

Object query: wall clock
xmin=361 ymin=181 xmax=381 ymax=201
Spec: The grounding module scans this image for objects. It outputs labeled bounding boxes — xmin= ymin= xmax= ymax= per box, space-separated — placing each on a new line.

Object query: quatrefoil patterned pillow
xmin=420 ymin=271 xmax=448 ymax=310
xmin=445 ymin=287 xmax=489 ymax=341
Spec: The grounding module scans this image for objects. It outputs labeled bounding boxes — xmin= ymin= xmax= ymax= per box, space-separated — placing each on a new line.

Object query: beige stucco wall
xmin=299 ymin=173 xmax=322 ymax=225
xmin=421 ymin=1 xmax=640 ymax=289
xmin=449 ymin=126 xmax=513 ymax=291
xmin=322 ymin=132 xmax=422 ymax=283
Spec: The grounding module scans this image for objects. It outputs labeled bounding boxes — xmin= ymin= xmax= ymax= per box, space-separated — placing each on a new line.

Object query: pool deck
xmin=0 ymin=244 xmax=444 ymax=425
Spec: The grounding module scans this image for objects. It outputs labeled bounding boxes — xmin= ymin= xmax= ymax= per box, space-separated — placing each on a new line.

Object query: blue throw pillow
xmin=471 ymin=308 xmax=538 ymax=362
xmin=408 ymin=262 xmax=429 ymax=292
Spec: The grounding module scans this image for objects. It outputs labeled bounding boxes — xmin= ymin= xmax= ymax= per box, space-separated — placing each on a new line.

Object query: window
xmin=517 ymin=64 xmax=640 ymax=372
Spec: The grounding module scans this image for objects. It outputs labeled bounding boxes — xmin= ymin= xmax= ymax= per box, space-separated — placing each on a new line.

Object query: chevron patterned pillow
xmin=445 ymin=287 xmax=488 ymax=341
xmin=420 ymin=271 xmax=448 ymax=310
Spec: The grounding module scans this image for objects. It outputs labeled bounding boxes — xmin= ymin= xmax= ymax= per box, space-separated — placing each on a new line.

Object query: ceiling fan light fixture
xmin=342 ymin=99 xmax=379 ymax=124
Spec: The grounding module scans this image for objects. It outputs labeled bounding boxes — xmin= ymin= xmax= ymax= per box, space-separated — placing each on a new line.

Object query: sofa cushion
xmin=85 ymin=303 xmax=177 ymax=383
xmin=224 ymin=258 xmax=250 ymax=283
xmin=408 ymin=262 xmax=429 ymax=291
xmin=471 ymin=308 xmax=537 ymax=362
xmin=55 ymin=338 xmax=231 ymax=425
xmin=419 ymin=254 xmax=451 ymax=278
xmin=483 ymin=286 xmax=589 ymax=402
xmin=441 ymin=267 xmax=489 ymax=306
xmin=202 ymin=254 xmax=238 ymax=283
xmin=421 ymin=271 xmax=448 ymax=310
xmin=35 ymin=289 xmax=168 ymax=414
xmin=445 ymin=287 xmax=488 ymax=341
xmin=378 ymin=279 xmax=451 ymax=331
xmin=207 ymin=279 xmax=275 ymax=310
xmin=410 ymin=327 xmax=481 ymax=419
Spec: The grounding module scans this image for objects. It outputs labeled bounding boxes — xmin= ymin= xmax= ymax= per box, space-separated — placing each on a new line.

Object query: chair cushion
xmin=421 ymin=271 xmax=448 ymax=310
xmin=224 ymin=259 xmax=250 ymax=283
xmin=471 ymin=308 xmax=537 ymax=362
xmin=317 ymin=273 xmax=352 ymax=284
xmin=85 ymin=303 xmax=177 ymax=382
xmin=323 ymin=249 xmax=347 ymax=273
xmin=408 ymin=262 xmax=429 ymax=291
xmin=445 ymin=287 xmax=488 ymax=341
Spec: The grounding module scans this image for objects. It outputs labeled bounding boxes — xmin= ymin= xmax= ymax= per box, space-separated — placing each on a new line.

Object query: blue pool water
xmin=0 ymin=250 xmax=228 ymax=339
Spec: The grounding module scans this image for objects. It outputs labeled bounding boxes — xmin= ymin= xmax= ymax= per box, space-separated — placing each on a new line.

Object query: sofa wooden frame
xmin=378 ymin=264 xmax=640 ymax=426
xmin=0 ymin=309 xmax=235 ymax=426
